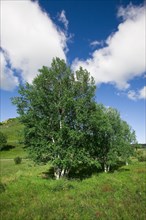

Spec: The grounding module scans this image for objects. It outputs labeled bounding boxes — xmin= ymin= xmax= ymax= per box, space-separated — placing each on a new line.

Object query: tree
xmin=118 ymin=120 xmax=136 ymax=165
xmin=12 ymin=58 xmax=99 ymax=179
xmin=0 ymin=131 xmax=7 ymax=150
xmin=92 ymin=106 xmax=136 ymax=172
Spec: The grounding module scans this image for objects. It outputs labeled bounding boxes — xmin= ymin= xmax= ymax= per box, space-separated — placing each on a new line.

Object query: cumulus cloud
xmin=0 ymin=50 xmax=19 ymax=90
xmin=139 ymin=86 xmax=146 ymax=99
xmin=1 ymin=0 xmax=68 ymax=91
xmin=58 ymin=10 xmax=69 ymax=30
xmin=72 ymin=4 xmax=145 ymax=89
xmin=127 ymin=86 xmax=146 ymax=100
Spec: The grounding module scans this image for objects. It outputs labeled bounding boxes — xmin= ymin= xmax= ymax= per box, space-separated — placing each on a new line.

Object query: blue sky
xmin=0 ymin=0 xmax=145 ymax=143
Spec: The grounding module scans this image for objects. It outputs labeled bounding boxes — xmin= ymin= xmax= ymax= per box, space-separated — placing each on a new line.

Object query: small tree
xmin=118 ymin=121 xmax=136 ymax=165
xmin=93 ymin=106 xmax=136 ymax=172
xmin=0 ymin=131 xmax=7 ymax=150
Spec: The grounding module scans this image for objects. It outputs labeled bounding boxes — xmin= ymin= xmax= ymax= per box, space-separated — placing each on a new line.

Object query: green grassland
xmin=0 ymin=119 xmax=146 ymax=220
xmin=0 ymin=118 xmax=27 ymax=159
xmin=0 ymin=160 xmax=146 ymax=220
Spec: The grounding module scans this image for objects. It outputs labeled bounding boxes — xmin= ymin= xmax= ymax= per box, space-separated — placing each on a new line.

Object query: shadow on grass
xmin=109 ymin=161 xmax=128 ymax=173
xmin=39 ymin=167 xmax=55 ymax=179
xmin=39 ymin=165 xmax=100 ymax=180
xmin=68 ymin=165 xmax=100 ymax=180
xmin=117 ymin=168 xmax=130 ymax=172
xmin=0 ymin=144 xmax=15 ymax=151
xmin=39 ymin=161 xmax=129 ymax=180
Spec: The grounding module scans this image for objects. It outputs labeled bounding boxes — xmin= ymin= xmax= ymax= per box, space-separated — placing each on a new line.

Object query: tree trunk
xmin=126 ymin=161 xmax=128 ymax=166
xmin=60 ymin=169 xmax=65 ymax=177
xmin=54 ymin=169 xmax=60 ymax=180
xmin=52 ymin=137 xmax=55 ymax=143
xmin=104 ymin=164 xmax=107 ymax=173
xmin=53 ymin=114 xmax=63 ymax=180
xmin=59 ymin=114 xmax=62 ymax=129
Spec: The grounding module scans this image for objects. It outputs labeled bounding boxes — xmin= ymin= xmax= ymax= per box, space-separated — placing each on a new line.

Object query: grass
xmin=0 ymin=118 xmax=146 ymax=219
xmin=0 ymin=118 xmax=24 ymax=142
xmin=0 ymin=159 xmax=146 ymax=220
xmin=0 ymin=118 xmax=26 ymax=159
xmin=0 ymin=147 xmax=27 ymax=159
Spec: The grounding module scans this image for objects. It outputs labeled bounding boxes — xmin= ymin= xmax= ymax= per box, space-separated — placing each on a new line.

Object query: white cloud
xmin=127 ymin=90 xmax=137 ymax=100
xmin=72 ymin=4 xmax=145 ymax=89
xmin=58 ymin=10 xmax=69 ymax=30
xmin=127 ymin=86 xmax=146 ymax=100
xmin=1 ymin=0 xmax=68 ymax=91
xmin=139 ymin=86 xmax=146 ymax=99
xmin=0 ymin=51 xmax=19 ymax=91
xmin=90 ymin=40 xmax=102 ymax=47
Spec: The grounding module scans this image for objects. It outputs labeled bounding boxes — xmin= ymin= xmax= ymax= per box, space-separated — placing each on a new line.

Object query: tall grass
xmin=0 ymin=159 xmax=145 ymax=220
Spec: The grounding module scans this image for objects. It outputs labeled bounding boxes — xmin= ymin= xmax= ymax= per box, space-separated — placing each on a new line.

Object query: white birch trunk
xmin=104 ymin=164 xmax=107 ymax=173
xmin=126 ymin=161 xmax=128 ymax=166
xmin=54 ymin=169 xmax=60 ymax=180
xmin=52 ymin=137 xmax=55 ymax=143
xmin=60 ymin=120 xmax=62 ymax=129
xmin=60 ymin=169 xmax=65 ymax=177
xmin=59 ymin=114 xmax=62 ymax=129
xmin=54 ymin=113 xmax=63 ymax=180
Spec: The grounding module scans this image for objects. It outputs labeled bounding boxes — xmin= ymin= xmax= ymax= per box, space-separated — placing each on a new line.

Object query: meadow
xmin=0 ymin=119 xmax=146 ymax=220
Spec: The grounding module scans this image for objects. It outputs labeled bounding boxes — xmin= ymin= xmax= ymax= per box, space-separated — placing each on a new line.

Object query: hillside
xmin=0 ymin=118 xmax=26 ymax=158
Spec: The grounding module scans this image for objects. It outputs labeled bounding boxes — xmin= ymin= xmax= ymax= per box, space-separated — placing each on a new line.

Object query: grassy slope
xmin=0 ymin=118 xmax=27 ymax=158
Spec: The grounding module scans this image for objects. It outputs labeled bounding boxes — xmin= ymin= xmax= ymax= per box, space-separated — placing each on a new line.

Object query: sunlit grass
xmin=0 ymin=159 xmax=145 ymax=220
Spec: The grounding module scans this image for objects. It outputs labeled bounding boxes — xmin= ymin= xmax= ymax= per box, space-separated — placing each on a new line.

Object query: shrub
xmin=14 ymin=156 xmax=22 ymax=164
xmin=0 ymin=182 xmax=6 ymax=193
xmin=138 ymin=155 xmax=146 ymax=162
xmin=136 ymin=150 xmax=146 ymax=162
xmin=0 ymin=131 xmax=7 ymax=150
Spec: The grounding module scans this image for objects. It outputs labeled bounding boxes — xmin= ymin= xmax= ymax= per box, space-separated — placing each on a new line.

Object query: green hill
xmin=0 ymin=118 xmax=27 ymax=158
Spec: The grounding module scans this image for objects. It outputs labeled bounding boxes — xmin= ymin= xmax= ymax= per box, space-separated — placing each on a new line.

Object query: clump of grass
xmin=0 ymin=182 xmax=6 ymax=193
xmin=14 ymin=156 xmax=22 ymax=164
xmin=49 ymin=180 xmax=74 ymax=192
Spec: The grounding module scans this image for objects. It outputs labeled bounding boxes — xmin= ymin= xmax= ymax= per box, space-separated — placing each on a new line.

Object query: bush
xmin=14 ymin=157 xmax=22 ymax=164
xmin=136 ymin=150 xmax=146 ymax=162
xmin=0 ymin=131 xmax=7 ymax=150
xmin=138 ymin=155 xmax=146 ymax=162
xmin=0 ymin=182 xmax=6 ymax=193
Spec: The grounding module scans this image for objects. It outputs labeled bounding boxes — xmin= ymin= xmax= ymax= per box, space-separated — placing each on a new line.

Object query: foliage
xmin=91 ymin=105 xmax=136 ymax=172
xmin=14 ymin=156 xmax=22 ymax=164
xmin=136 ymin=150 xmax=146 ymax=162
xmin=0 ymin=131 xmax=7 ymax=150
xmin=138 ymin=154 xmax=146 ymax=162
xmin=12 ymin=58 xmax=99 ymax=178
xmin=12 ymin=58 xmax=136 ymax=177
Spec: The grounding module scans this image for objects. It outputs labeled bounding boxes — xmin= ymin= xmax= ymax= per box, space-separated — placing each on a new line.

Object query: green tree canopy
xmin=12 ymin=58 xmax=99 ymax=178
xmin=12 ymin=58 xmax=136 ymax=177
xmin=92 ymin=105 xmax=136 ymax=172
